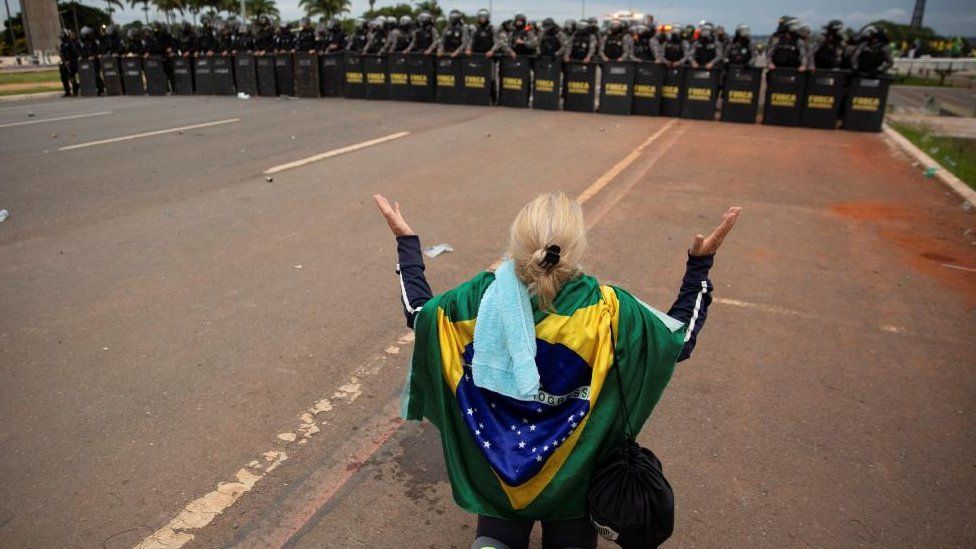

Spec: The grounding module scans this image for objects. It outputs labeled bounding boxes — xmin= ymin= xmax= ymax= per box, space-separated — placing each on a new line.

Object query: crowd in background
xmin=56 ymin=10 xmax=895 ymax=98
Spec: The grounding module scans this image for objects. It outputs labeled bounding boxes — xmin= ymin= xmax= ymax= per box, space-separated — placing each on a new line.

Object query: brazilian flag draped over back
xmin=402 ymin=272 xmax=686 ymax=519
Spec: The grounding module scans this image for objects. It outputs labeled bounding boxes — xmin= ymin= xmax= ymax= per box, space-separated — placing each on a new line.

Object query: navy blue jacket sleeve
xmin=395 ymin=235 xmax=434 ymax=328
xmin=667 ymin=253 xmax=714 ymax=362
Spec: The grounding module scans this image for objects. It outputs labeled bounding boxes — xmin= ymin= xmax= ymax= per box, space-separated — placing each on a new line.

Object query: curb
xmin=0 ymin=90 xmax=63 ymax=102
xmin=882 ymin=122 xmax=976 ymax=205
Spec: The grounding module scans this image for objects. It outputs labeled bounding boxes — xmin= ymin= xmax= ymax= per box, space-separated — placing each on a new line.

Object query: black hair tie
xmin=539 ymin=245 xmax=561 ymax=270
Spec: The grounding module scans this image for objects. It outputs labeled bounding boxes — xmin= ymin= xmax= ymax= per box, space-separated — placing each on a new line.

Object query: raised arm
xmin=668 ymin=207 xmax=741 ymax=361
xmin=374 ymin=195 xmax=434 ymax=328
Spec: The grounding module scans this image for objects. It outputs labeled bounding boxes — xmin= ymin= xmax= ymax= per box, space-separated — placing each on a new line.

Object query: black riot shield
xmin=318 ymin=53 xmax=343 ymax=96
xmin=532 ymin=58 xmax=561 ymax=110
xmin=632 ymin=62 xmax=663 ymax=116
xmin=599 ymin=61 xmax=634 ymax=115
xmin=235 ymin=53 xmax=257 ymax=96
xmin=172 ymin=57 xmax=194 ymax=94
xmin=462 ymin=54 xmax=493 ymax=105
xmin=800 ymin=69 xmax=847 ymax=129
xmin=563 ymin=62 xmax=596 ymax=112
xmin=194 ymin=56 xmax=214 ymax=95
xmin=78 ymin=59 xmax=98 ymax=96
xmin=763 ymin=69 xmax=807 ymax=126
xmin=498 ymin=56 xmax=530 ymax=108
xmin=255 ymin=55 xmax=276 ymax=96
xmin=680 ymin=68 xmax=720 ymax=120
xmin=843 ymin=75 xmax=889 ymax=132
xmin=100 ymin=55 xmax=124 ymax=95
xmin=407 ymin=54 xmax=434 ymax=102
xmin=275 ymin=53 xmax=295 ymax=96
xmin=660 ymin=66 xmax=684 ymax=116
xmin=121 ymin=57 xmax=145 ymax=95
xmin=212 ymin=56 xmax=235 ymax=95
xmin=719 ymin=66 xmax=761 ymax=123
xmin=294 ymin=52 xmax=320 ymax=98
xmin=363 ymin=55 xmax=389 ymax=100
xmin=143 ymin=56 xmax=168 ymax=95
xmin=388 ymin=53 xmax=412 ymax=101
xmin=435 ymin=56 xmax=463 ymax=104
xmin=343 ymin=52 xmax=365 ymax=99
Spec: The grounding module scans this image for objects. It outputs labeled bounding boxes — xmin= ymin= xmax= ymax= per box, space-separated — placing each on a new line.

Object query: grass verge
xmin=0 ymin=85 xmax=62 ymax=97
xmin=0 ymin=69 xmax=60 ymax=85
xmin=889 ymin=120 xmax=976 ymax=191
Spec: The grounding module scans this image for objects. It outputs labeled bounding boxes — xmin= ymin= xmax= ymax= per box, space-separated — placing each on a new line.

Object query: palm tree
xmin=220 ymin=0 xmax=240 ymax=17
xmin=103 ymin=0 xmax=124 ymax=23
xmin=245 ymin=0 xmax=278 ymax=18
xmin=183 ymin=0 xmax=203 ymax=23
xmin=154 ymin=0 xmax=184 ymax=24
xmin=298 ymin=0 xmax=350 ymax=20
xmin=414 ymin=0 xmax=441 ymax=18
xmin=129 ymin=0 xmax=151 ymax=23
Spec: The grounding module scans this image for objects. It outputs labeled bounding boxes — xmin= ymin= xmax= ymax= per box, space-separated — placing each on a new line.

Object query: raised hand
xmin=373 ymin=194 xmax=415 ymax=237
xmin=690 ymin=207 xmax=741 ymax=256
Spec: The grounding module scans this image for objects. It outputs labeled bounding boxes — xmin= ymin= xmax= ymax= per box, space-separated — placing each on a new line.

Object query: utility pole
xmin=240 ymin=0 xmax=245 ymax=24
xmin=910 ymin=0 xmax=925 ymax=29
xmin=3 ymin=0 xmax=16 ymax=50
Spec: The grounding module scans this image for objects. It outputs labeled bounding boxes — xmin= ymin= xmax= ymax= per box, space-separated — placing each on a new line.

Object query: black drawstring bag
xmin=587 ymin=327 xmax=675 ymax=548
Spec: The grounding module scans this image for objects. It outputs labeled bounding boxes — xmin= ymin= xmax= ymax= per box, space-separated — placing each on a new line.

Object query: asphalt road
xmin=0 ymin=95 xmax=974 ymax=549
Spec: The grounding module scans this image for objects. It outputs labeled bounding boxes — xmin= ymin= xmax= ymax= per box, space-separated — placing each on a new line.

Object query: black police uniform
xmin=469 ymin=23 xmax=494 ymax=54
xmin=59 ymin=36 xmax=80 ymax=96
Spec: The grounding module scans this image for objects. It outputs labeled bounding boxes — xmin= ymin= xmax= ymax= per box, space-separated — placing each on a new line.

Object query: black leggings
xmin=475 ymin=514 xmax=598 ymax=549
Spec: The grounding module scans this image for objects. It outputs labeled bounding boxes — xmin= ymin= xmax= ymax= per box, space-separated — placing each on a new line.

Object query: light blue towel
xmin=471 ymin=259 xmax=540 ymax=401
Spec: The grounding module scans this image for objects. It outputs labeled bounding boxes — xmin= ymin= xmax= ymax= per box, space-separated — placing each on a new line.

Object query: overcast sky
xmin=6 ymin=0 xmax=976 ymax=36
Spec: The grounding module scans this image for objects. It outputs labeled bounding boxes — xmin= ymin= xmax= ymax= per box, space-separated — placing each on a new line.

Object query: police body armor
xmin=364 ymin=32 xmax=385 ymax=54
xmin=570 ymin=32 xmax=590 ymax=59
xmin=255 ymin=29 xmax=274 ymax=51
xmin=412 ymin=27 xmax=435 ymax=51
xmin=470 ymin=24 xmax=494 ymax=53
xmin=633 ymin=32 xmax=656 ymax=61
xmin=392 ymin=31 xmax=410 ymax=52
xmin=510 ymin=28 xmax=534 ymax=55
xmin=79 ymin=39 xmax=100 ymax=59
xmin=814 ymin=34 xmax=843 ymax=69
xmin=104 ymin=36 xmax=125 ymax=55
xmin=693 ymin=40 xmax=718 ymax=65
xmin=539 ymin=30 xmax=561 ymax=57
xmin=296 ymin=28 xmax=316 ymax=51
xmin=663 ymin=40 xmax=684 ymax=62
xmin=349 ymin=32 xmax=367 ymax=51
xmin=198 ymin=29 xmax=217 ymax=52
xmin=771 ymin=34 xmax=801 ymax=68
xmin=603 ymin=33 xmax=624 ymax=59
xmin=442 ymin=25 xmax=464 ymax=51
xmin=855 ymin=44 xmax=886 ymax=74
xmin=726 ymin=40 xmax=752 ymax=66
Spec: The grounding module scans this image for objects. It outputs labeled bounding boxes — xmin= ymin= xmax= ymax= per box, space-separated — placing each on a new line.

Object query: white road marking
xmin=133 ymin=331 xmax=414 ymax=549
xmin=576 ymin=119 xmax=678 ymax=205
xmin=715 ymin=297 xmax=907 ymax=334
xmin=0 ymin=110 xmax=112 ymax=128
xmin=58 ymin=118 xmax=240 ymax=151
xmin=942 ymin=263 xmax=976 ymax=273
xmin=264 ymin=131 xmax=411 ymax=175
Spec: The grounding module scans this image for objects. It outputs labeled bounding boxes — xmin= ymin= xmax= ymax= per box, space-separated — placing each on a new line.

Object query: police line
xmin=76 ymin=52 xmax=890 ymax=132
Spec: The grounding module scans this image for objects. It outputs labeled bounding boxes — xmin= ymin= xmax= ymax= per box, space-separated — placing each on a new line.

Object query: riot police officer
xmin=102 ymin=24 xmax=126 ymax=55
xmin=362 ymin=18 xmax=387 ymax=53
xmin=348 ymin=19 xmax=369 ymax=52
xmin=715 ymin=25 xmax=730 ymax=49
xmin=295 ymin=17 xmax=317 ymax=53
xmin=690 ymin=22 xmax=723 ymax=69
xmin=274 ymin=22 xmax=295 ymax=53
xmin=78 ymin=26 xmax=105 ymax=94
xmin=537 ymin=18 xmax=562 ymax=58
xmin=629 ymin=24 xmax=659 ymax=62
xmin=466 ymin=9 xmax=495 ymax=56
xmin=562 ymin=17 xmax=596 ymax=62
xmin=437 ymin=10 xmax=468 ymax=57
xmin=812 ymin=20 xmax=846 ymax=70
xmin=662 ymin=24 xmax=689 ymax=67
xmin=724 ymin=24 xmax=756 ymax=67
xmin=384 ymin=15 xmax=413 ymax=53
xmin=198 ymin=16 xmax=219 ymax=55
xmin=852 ymin=25 xmax=893 ymax=76
xmin=58 ymin=29 xmax=79 ymax=97
xmin=321 ymin=18 xmax=347 ymax=52
xmin=506 ymin=13 xmax=537 ymax=58
xmin=405 ymin=11 xmax=438 ymax=54
xmin=599 ymin=18 xmax=632 ymax=62
xmin=253 ymin=15 xmax=274 ymax=55
xmin=767 ymin=18 xmax=808 ymax=70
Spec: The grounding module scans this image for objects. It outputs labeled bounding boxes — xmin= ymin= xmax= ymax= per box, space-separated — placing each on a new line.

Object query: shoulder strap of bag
xmin=608 ymin=323 xmax=636 ymax=442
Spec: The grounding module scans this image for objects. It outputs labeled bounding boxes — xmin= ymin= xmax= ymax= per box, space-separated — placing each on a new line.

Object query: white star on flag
xmin=475 ymin=429 xmax=480 ymax=436
xmin=571 ymin=422 xmax=578 ymax=428
xmin=567 ymin=413 xmax=575 ymax=421
xmin=532 ymin=447 xmax=537 ymax=452
xmin=522 ymin=418 xmax=528 ymax=424
xmin=465 ymin=374 xmax=471 ymax=381
xmin=518 ymin=441 xmax=526 ymax=448
xmin=536 ymin=455 xmax=543 ymax=462
xmin=553 ymin=440 xmax=559 ymax=447
xmin=529 ymin=425 xmax=536 ymax=431
xmin=483 ymin=441 xmax=491 ymax=449
xmin=510 ymin=425 xmax=516 ymax=431
xmin=479 ymin=423 xmax=484 ymax=429
xmin=543 ymin=445 xmax=549 ymax=451
xmin=490 ymin=403 xmax=496 ymax=408
xmin=516 ymin=430 xmax=521 ymax=436
xmin=466 ymin=408 xmax=474 ymax=416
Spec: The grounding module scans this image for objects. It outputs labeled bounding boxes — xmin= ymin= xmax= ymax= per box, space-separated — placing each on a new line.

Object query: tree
xmin=363 ymin=2 xmax=412 ymax=19
xmin=153 ymin=0 xmax=184 ymax=24
xmin=128 ymin=0 xmax=151 ymax=23
xmin=414 ymin=0 xmax=440 ymax=18
xmin=58 ymin=1 xmax=112 ymax=33
xmin=299 ymin=0 xmax=350 ymax=20
xmin=102 ymin=0 xmax=124 ymax=23
xmin=245 ymin=0 xmax=278 ymax=18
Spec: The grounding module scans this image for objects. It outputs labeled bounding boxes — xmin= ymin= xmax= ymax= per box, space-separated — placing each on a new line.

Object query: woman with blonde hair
xmin=374 ymin=191 xmax=740 ymax=549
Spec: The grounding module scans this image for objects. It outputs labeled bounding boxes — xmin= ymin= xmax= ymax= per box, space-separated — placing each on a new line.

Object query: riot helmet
xmin=563 ymin=19 xmax=577 ymax=34
xmin=735 ymin=24 xmax=750 ymax=40
xmin=80 ymin=25 xmax=94 ymax=39
xmin=514 ymin=13 xmax=526 ymax=28
xmin=476 ymin=9 xmax=489 ymax=25
xmin=418 ymin=11 xmax=432 ymax=26
xmin=609 ymin=18 xmax=623 ymax=33
xmin=448 ymin=10 xmax=463 ymax=25
xmin=399 ymin=15 xmax=412 ymax=29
